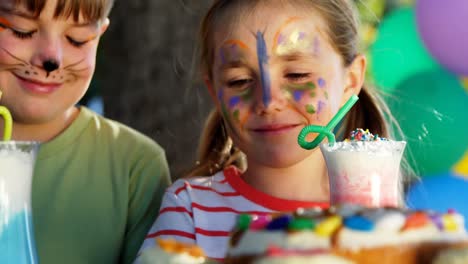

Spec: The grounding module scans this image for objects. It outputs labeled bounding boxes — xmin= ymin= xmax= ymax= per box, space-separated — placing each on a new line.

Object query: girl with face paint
xmin=139 ymin=0 xmax=405 ymax=261
xmin=0 ymin=0 xmax=171 ymax=263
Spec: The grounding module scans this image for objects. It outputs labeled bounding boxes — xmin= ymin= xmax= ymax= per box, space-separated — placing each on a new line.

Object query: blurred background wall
xmin=83 ymin=0 xmax=468 ymax=218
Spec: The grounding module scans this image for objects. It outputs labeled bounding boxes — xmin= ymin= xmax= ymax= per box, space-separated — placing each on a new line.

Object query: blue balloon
xmin=406 ymin=173 xmax=468 ymax=229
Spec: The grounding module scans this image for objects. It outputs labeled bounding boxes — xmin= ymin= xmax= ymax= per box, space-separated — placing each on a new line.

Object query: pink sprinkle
xmin=250 ymin=214 xmax=271 ymax=230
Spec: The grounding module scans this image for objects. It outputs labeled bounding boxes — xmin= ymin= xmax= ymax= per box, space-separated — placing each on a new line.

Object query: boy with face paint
xmin=0 ymin=0 xmax=170 ymax=263
xmin=136 ymin=0 xmax=403 ymax=262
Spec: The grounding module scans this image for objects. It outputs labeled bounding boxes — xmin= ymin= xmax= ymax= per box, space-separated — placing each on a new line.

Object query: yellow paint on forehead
xmin=275 ymin=29 xmax=313 ymax=56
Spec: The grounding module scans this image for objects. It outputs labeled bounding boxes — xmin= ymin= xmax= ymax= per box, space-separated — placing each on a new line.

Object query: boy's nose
xmin=43 ymin=60 xmax=59 ymax=73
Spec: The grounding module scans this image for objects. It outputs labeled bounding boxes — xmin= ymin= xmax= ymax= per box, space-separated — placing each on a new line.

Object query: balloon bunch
xmin=366 ymin=0 xmax=468 ymax=225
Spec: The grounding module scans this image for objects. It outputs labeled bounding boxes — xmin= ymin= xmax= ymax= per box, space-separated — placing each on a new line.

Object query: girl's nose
xmin=253 ymin=81 xmax=287 ymax=115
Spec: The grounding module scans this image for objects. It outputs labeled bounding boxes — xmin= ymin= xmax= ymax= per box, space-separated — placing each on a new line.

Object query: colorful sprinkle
xmin=349 ymin=128 xmax=387 ymax=142
xmin=344 ymin=216 xmax=374 ymax=231
xmin=250 ymin=214 xmax=272 ymax=230
xmin=315 ymin=216 xmax=342 ymax=237
xmin=442 ymin=214 xmax=459 ymax=232
xmin=288 ymin=218 xmax=316 ymax=231
xmin=402 ymin=212 xmax=430 ymax=230
xmin=236 ymin=214 xmax=252 ymax=231
xmin=266 ymin=215 xmax=293 ymax=231
xmin=429 ymin=213 xmax=444 ymax=230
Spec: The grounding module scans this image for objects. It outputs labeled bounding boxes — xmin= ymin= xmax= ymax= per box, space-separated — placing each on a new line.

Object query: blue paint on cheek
xmin=256 ymin=31 xmax=271 ymax=107
xmin=217 ymin=88 xmax=224 ymax=101
xmin=318 ymin=78 xmax=326 ymax=88
xmin=293 ymin=90 xmax=303 ymax=102
xmin=229 ymin=96 xmax=241 ymax=108
xmin=317 ymin=100 xmax=326 ymax=114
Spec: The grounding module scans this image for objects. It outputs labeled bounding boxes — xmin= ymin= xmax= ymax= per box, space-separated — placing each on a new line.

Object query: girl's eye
xmin=12 ymin=29 xmax=36 ymax=39
xmin=227 ymin=78 xmax=253 ymax=89
xmin=286 ymin=73 xmax=311 ymax=82
xmin=66 ymin=36 xmax=88 ymax=47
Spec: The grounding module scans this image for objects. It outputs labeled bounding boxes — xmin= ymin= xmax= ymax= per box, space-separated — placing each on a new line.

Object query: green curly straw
xmin=0 ymin=91 xmax=12 ymax=141
xmin=298 ymin=94 xmax=359 ymax=150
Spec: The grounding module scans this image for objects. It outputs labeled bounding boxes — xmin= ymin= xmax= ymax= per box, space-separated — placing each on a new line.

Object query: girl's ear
xmin=100 ymin=18 xmax=110 ymax=35
xmin=342 ymin=54 xmax=366 ymax=105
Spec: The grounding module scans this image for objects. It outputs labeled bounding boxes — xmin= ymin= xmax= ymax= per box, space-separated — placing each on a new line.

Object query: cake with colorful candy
xmin=224 ymin=205 xmax=468 ymax=264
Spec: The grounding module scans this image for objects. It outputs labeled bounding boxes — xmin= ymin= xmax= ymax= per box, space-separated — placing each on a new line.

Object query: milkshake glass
xmin=0 ymin=141 xmax=39 ymax=264
xmin=320 ymin=140 xmax=406 ymax=207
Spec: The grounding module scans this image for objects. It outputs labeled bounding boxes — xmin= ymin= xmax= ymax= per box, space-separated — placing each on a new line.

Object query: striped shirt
xmin=138 ymin=166 xmax=329 ymax=261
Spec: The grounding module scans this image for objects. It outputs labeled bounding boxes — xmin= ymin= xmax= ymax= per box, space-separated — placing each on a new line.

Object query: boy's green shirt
xmin=32 ymin=107 xmax=171 ymax=264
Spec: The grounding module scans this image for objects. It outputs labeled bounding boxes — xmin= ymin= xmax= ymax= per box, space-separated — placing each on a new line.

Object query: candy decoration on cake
xmin=225 ymin=205 xmax=468 ymax=264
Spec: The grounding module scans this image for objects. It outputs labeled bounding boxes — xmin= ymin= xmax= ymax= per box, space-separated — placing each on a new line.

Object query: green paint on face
xmin=306 ymin=104 xmax=316 ymax=114
xmin=310 ymin=91 xmax=316 ymax=98
xmin=240 ymin=89 xmax=253 ymax=101
xmin=324 ymin=91 xmax=329 ymax=100
xmin=307 ymin=82 xmax=316 ymax=90
xmin=233 ymin=109 xmax=240 ymax=122
xmin=289 ymin=82 xmax=316 ymax=91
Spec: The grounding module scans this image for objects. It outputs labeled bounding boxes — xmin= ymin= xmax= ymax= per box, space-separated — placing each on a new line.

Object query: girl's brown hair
xmin=10 ymin=0 xmax=114 ymax=22
xmin=187 ymin=0 xmax=411 ymax=184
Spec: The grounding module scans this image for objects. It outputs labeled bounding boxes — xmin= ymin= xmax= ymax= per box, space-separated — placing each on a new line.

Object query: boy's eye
xmin=11 ymin=29 xmax=36 ymax=39
xmin=286 ymin=73 xmax=311 ymax=82
xmin=227 ymin=78 xmax=253 ymax=89
xmin=66 ymin=36 xmax=88 ymax=47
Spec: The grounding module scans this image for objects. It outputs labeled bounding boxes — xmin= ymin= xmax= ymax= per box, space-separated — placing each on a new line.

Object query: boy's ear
xmin=99 ymin=18 xmax=110 ymax=35
xmin=342 ymin=54 xmax=366 ymax=105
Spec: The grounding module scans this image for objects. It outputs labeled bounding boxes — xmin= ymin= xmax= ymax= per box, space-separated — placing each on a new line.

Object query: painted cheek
xmin=227 ymin=93 xmax=252 ymax=129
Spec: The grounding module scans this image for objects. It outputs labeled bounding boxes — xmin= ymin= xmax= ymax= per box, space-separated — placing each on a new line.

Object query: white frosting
xmin=139 ymin=246 xmax=206 ymax=264
xmin=0 ymin=145 xmax=36 ymax=235
xmin=229 ymin=231 xmax=330 ymax=257
xmin=228 ymin=210 xmax=468 ymax=257
xmin=253 ymin=254 xmax=355 ymax=264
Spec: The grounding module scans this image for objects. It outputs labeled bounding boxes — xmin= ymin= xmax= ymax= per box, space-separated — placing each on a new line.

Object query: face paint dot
xmin=233 ymin=109 xmax=240 ymax=121
xmin=293 ymin=90 xmax=303 ymax=102
xmin=317 ymin=101 xmax=326 ymax=114
xmin=318 ymin=78 xmax=326 ymax=88
xmin=229 ymin=96 xmax=241 ymax=108
xmin=306 ymin=104 xmax=316 ymax=114
xmin=310 ymin=91 xmax=316 ymax=98
xmin=324 ymin=91 xmax=329 ymax=100
xmin=307 ymin=82 xmax=316 ymax=90
xmin=278 ymin=34 xmax=285 ymax=45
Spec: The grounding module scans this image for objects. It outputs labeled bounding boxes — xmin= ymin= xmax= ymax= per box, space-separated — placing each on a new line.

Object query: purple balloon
xmin=416 ymin=0 xmax=468 ymax=76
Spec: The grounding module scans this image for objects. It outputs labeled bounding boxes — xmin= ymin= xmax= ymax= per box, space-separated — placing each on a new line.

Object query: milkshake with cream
xmin=0 ymin=142 xmax=39 ymax=264
xmin=320 ymin=129 xmax=406 ymax=207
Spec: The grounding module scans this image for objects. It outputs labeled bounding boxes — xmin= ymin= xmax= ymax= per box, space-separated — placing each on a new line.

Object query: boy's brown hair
xmin=11 ymin=0 xmax=114 ymax=22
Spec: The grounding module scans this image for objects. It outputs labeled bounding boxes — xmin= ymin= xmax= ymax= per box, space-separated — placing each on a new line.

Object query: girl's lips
xmin=251 ymin=124 xmax=301 ymax=134
xmin=15 ymin=74 xmax=62 ymax=94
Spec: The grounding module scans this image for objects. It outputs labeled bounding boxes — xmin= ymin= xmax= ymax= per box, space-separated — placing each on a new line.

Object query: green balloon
xmin=385 ymin=69 xmax=468 ymax=176
xmin=370 ymin=7 xmax=439 ymax=93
